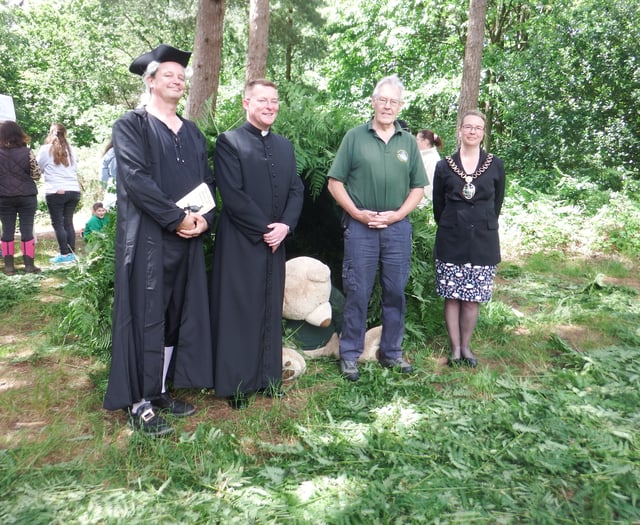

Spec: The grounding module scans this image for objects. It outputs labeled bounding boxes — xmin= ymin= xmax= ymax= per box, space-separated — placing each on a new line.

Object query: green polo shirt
xmin=328 ymin=120 xmax=427 ymax=211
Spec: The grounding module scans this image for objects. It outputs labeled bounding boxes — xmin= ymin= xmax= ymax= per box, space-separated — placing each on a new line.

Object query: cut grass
xmin=1 ymin=238 xmax=639 ymax=523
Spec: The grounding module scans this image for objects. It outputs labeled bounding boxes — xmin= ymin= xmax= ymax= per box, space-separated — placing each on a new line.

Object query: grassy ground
xmin=0 ymin=222 xmax=639 ymax=523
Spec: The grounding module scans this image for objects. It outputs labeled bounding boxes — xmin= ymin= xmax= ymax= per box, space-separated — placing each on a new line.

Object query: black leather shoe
xmin=128 ymin=403 xmax=174 ymax=437
xmin=227 ymin=394 xmax=249 ymax=410
xmin=462 ymin=356 xmax=478 ymax=368
xmin=447 ymin=358 xmax=463 ymax=367
xmin=150 ymin=393 xmax=196 ymax=417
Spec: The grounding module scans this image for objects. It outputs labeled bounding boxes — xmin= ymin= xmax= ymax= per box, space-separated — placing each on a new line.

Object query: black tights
xmin=443 ymin=298 xmax=479 ymax=359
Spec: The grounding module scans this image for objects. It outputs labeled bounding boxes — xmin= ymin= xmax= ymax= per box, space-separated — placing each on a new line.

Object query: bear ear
xmin=305 ymin=261 xmax=331 ymax=283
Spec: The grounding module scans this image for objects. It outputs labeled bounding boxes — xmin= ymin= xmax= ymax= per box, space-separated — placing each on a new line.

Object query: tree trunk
xmin=458 ymin=0 xmax=487 ymax=124
xmin=185 ymin=0 xmax=225 ymax=121
xmin=285 ymin=9 xmax=293 ymax=82
xmin=246 ymin=0 xmax=269 ymax=82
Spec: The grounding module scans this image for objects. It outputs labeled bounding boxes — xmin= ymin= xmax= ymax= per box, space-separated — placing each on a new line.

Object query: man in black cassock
xmin=103 ymin=45 xmax=215 ymax=436
xmin=210 ymin=79 xmax=304 ymax=409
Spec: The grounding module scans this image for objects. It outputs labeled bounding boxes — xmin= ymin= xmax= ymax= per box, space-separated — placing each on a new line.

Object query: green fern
xmin=58 ymin=210 xmax=115 ymax=361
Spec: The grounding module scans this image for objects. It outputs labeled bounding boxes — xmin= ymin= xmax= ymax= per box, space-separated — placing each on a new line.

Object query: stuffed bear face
xmin=283 ymin=256 xmax=332 ymax=327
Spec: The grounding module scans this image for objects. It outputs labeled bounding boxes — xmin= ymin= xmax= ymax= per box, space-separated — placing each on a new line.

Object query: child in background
xmin=83 ymin=202 xmax=109 ymax=241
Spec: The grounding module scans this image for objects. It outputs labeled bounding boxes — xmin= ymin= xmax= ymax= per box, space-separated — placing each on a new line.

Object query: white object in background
xmin=0 ymin=95 xmax=16 ymax=122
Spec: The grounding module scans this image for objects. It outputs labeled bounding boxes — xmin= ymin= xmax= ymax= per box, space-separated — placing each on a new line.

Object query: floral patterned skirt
xmin=435 ymin=260 xmax=497 ymax=303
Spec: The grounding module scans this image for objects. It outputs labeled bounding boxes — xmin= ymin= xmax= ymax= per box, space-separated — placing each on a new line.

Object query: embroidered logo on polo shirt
xmin=396 ymin=149 xmax=409 ymax=163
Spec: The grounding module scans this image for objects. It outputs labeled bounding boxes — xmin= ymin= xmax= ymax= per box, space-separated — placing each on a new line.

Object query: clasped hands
xmin=176 ymin=213 xmax=209 ymax=238
xmin=357 ymin=209 xmax=398 ymax=229
xmin=263 ymin=222 xmax=289 ymax=253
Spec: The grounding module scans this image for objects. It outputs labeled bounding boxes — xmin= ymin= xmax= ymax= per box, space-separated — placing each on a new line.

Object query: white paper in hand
xmin=176 ymin=182 xmax=216 ymax=214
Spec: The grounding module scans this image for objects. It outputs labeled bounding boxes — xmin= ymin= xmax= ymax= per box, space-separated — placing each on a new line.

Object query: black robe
xmin=210 ymin=122 xmax=304 ymax=397
xmin=103 ymin=109 xmax=215 ymax=411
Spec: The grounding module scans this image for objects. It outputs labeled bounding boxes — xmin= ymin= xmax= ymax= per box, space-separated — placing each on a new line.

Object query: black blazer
xmin=432 ymin=150 xmax=505 ymax=266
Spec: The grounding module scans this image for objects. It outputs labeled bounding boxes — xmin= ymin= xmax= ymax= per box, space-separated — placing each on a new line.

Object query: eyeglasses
xmin=462 ymin=125 xmax=485 ymax=132
xmin=375 ymin=96 xmax=402 ymax=108
xmin=251 ymin=98 xmax=280 ymax=106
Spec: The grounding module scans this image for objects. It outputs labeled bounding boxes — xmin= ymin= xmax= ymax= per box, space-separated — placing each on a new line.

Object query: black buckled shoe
xmin=150 ymin=393 xmax=196 ymax=417
xmin=379 ymin=357 xmax=414 ymax=374
xmin=128 ymin=403 xmax=174 ymax=437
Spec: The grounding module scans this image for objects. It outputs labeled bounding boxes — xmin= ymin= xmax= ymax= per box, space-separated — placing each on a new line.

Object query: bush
xmin=592 ymin=192 xmax=640 ymax=256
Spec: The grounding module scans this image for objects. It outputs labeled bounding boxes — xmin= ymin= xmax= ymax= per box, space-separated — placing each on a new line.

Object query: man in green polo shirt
xmin=327 ymin=74 xmax=427 ymax=382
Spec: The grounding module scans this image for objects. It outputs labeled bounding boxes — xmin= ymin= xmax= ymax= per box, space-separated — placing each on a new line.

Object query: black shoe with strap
xmin=128 ymin=403 xmax=174 ymax=437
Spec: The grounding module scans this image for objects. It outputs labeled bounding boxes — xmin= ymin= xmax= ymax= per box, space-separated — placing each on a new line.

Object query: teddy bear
xmin=281 ymin=256 xmax=381 ymax=381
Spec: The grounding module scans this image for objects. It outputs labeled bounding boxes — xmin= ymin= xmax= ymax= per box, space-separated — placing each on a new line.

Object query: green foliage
xmin=502 ymin=183 xmax=640 ymax=259
xmin=3 ymin=2 xmax=640 ymax=519
xmin=404 ymin=208 xmax=441 ymax=344
xmin=3 ymin=343 xmax=640 ymax=523
xmin=0 ymin=274 xmax=41 ymax=313
xmin=494 ymin=0 xmax=640 ymax=182
xmin=57 ymin=211 xmax=116 ymax=360
xmin=267 ymin=0 xmax=327 ymax=82
xmin=3 ymin=187 xmax=640 ymax=523
xmin=502 ymin=190 xmax=593 ymax=255
xmin=592 ymin=193 xmax=640 ymax=256
xmin=276 ymin=84 xmax=360 ymax=198
xmin=5 ymin=0 xmax=198 ymax=145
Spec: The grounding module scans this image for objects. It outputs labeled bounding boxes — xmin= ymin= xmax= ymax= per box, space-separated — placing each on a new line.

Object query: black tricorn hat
xmin=129 ymin=44 xmax=192 ymax=76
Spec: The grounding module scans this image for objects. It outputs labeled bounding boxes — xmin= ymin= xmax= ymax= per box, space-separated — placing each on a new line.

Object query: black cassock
xmin=210 ymin=122 xmax=303 ymax=397
xmin=104 ymin=109 xmax=215 ymax=411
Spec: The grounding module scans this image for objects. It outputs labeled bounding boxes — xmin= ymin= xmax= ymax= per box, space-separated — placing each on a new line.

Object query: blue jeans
xmin=339 ymin=217 xmax=412 ymax=361
xmin=45 ymin=191 xmax=81 ymax=254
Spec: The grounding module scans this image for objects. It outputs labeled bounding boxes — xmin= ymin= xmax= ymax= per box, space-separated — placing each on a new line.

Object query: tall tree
xmin=458 ymin=0 xmax=488 ymax=123
xmin=246 ymin=0 xmax=269 ymax=82
xmin=185 ymin=0 xmax=225 ymax=121
xmin=268 ymin=0 xmax=325 ymax=82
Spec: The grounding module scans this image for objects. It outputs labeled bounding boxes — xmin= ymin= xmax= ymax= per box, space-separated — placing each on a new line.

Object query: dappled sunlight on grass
xmin=370 ymin=399 xmax=424 ymax=434
xmin=293 ymin=474 xmax=366 ymax=517
xmin=2 ymin=195 xmax=640 ymax=522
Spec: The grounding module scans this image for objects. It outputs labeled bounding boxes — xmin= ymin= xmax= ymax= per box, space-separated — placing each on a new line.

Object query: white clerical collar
xmin=261 ymin=130 xmax=269 ymax=137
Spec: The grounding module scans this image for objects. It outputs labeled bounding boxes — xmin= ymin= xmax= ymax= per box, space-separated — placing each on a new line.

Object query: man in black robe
xmin=210 ymin=79 xmax=304 ymax=408
xmin=103 ymin=45 xmax=215 ymax=436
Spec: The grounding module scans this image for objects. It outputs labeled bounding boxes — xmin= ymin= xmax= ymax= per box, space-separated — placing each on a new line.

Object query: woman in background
xmin=37 ymin=123 xmax=81 ymax=263
xmin=0 ymin=121 xmax=41 ymax=274
xmin=432 ymin=110 xmax=505 ymax=368
xmin=100 ymin=139 xmax=117 ymax=209
xmin=416 ymin=129 xmax=443 ymax=207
